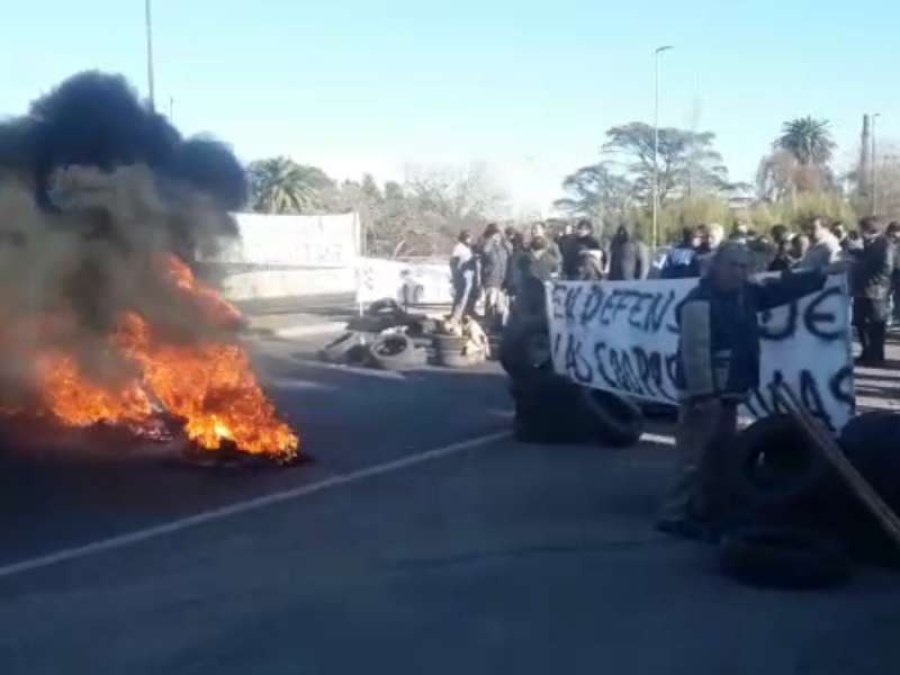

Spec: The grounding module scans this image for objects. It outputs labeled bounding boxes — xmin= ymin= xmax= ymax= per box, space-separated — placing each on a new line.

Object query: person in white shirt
xmin=798 ymin=216 xmax=843 ymax=270
xmin=449 ymin=230 xmax=477 ymax=321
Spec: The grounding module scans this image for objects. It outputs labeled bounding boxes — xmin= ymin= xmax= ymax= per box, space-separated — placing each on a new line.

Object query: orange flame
xmin=20 ymin=255 xmax=298 ymax=461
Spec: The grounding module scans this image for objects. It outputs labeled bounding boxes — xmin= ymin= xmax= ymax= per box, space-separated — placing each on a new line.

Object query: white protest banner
xmin=214 ymin=213 xmax=361 ymax=268
xmin=547 ymin=274 xmax=855 ymax=431
xmin=356 ymin=257 xmax=454 ymax=306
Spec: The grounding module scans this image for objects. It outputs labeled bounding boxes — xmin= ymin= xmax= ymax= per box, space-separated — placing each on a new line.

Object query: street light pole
xmin=871 ymin=113 xmax=880 ymax=214
xmin=145 ymin=0 xmax=156 ymax=110
xmin=652 ymin=45 xmax=673 ymax=250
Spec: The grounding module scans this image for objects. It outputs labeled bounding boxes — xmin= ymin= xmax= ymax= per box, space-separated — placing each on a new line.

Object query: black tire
xmin=367 ymin=334 xmax=427 ymax=371
xmin=728 ymin=415 xmax=829 ymax=508
xmin=366 ymin=298 xmax=404 ymax=316
xmin=319 ymin=331 xmax=375 ymax=364
xmin=512 ymin=377 xmax=585 ymax=444
xmin=406 ymin=317 xmax=440 ymax=337
xmin=499 ymin=316 xmax=552 ymax=379
xmin=640 ymin=402 xmax=678 ymax=421
xmin=578 ymin=388 xmax=644 ymax=448
xmin=839 ymin=411 xmax=900 ymax=512
xmin=719 ymin=526 xmax=852 ymax=590
xmin=433 ymin=334 xmax=475 ymax=368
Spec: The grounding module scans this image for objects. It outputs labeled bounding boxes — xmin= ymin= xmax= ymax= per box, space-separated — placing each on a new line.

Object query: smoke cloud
xmin=0 ymin=71 xmax=248 ymax=400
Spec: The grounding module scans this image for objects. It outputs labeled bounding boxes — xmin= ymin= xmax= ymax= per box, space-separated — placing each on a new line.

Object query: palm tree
xmin=776 ymin=117 xmax=836 ymax=167
xmin=247 ymin=157 xmax=330 ymax=214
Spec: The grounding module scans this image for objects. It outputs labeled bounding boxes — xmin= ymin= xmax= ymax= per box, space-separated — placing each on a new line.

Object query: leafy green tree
xmin=602 ymin=122 xmax=735 ymax=207
xmin=776 ymin=117 xmax=835 ymax=167
xmin=247 ymin=157 xmax=333 ymax=214
xmin=553 ymin=162 xmax=633 ymax=230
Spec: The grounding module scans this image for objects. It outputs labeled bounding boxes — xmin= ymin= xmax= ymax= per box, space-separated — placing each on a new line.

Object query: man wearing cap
xmin=658 ymin=242 xmax=848 ymax=538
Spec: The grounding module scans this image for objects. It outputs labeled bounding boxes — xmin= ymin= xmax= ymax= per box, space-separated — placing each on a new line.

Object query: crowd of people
xmin=450 ymin=215 xmax=900 ymax=368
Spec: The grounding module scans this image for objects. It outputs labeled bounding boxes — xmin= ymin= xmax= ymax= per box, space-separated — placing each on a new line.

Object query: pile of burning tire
xmin=319 ymin=299 xmax=489 ymax=371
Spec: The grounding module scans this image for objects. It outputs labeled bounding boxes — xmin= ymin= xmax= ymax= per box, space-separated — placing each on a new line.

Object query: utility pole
xmin=145 ymin=0 xmax=156 ymax=110
xmin=652 ymin=45 xmax=673 ymax=250
xmin=871 ymin=113 xmax=880 ymax=214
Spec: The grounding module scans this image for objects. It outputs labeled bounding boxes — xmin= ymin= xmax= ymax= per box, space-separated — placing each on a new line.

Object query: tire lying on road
xmin=719 ymin=525 xmax=852 ymax=590
xmin=319 ymin=331 xmax=376 ymax=365
xmin=839 ymin=411 xmax=900 ymax=512
xmin=578 ymin=388 xmax=645 ymax=448
xmin=511 ymin=374 xmax=585 ymax=444
xmin=727 ymin=414 xmax=829 ymax=508
xmin=367 ymin=334 xmax=428 ymax=371
xmin=499 ymin=316 xmax=552 ymax=379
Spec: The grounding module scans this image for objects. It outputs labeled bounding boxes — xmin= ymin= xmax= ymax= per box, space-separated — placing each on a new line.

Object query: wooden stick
xmin=777 ymin=381 xmax=900 ymax=549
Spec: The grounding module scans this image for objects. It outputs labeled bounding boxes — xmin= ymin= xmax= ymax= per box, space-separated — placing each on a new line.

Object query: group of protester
xmin=448 ymin=218 xmax=658 ymax=330
xmin=660 ymin=213 xmax=900 ymax=540
xmin=449 ymin=213 xmax=900 ymax=542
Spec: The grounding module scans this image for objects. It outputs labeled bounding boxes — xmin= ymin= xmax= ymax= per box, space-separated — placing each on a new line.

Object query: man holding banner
xmin=658 ymin=242 xmax=849 ymax=539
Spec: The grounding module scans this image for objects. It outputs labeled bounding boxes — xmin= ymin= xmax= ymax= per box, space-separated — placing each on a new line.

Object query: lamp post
xmin=652 ymin=45 xmax=673 ymax=250
xmin=145 ymin=0 xmax=156 ymax=110
xmin=871 ymin=113 xmax=880 ymax=214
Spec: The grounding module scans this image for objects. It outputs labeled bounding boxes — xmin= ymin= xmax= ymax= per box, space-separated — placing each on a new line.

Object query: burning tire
xmin=367 ymin=334 xmax=427 ymax=371
xmin=578 ymin=388 xmax=644 ymax=448
xmin=728 ymin=415 xmax=829 ymax=508
xmin=719 ymin=526 xmax=852 ymax=590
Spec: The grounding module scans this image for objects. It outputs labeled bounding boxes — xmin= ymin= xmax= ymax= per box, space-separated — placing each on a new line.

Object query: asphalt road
xmin=0 ymin=336 xmax=898 ymax=674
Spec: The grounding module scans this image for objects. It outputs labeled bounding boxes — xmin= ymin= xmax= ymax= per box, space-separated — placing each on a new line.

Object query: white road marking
xmin=0 ymin=430 xmax=511 ymax=581
xmin=640 ymin=432 xmax=675 ymax=446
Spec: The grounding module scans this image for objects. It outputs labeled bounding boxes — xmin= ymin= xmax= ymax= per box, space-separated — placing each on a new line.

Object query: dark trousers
xmin=450 ymin=270 xmax=477 ymax=322
xmin=854 ymin=297 xmax=887 ymax=364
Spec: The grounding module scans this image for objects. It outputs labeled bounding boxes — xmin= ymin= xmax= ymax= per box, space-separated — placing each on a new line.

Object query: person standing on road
xmin=852 ymin=216 xmax=893 ymax=366
xmin=798 ymin=216 xmax=842 ymax=270
xmin=767 ymin=224 xmax=794 ymax=272
xmin=695 ymin=222 xmax=725 ymax=275
xmin=660 ymin=226 xmax=702 ymax=279
xmin=657 ymin=242 xmax=847 ymax=538
xmin=608 ymin=225 xmax=649 ymax=281
xmin=886 ymin=221 xmax=900 ymax=327
xmin=449 ymin=230 xmax=477 ymax=322
xmin=562 ymin=219 xmax=603 ymax=279
xmin=480 ymin=222 xmax=510 ymax=331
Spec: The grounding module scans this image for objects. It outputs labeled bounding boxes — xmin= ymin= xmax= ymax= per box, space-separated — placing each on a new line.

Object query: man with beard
xmin=852 ymin=216 xmax=893 ymax=365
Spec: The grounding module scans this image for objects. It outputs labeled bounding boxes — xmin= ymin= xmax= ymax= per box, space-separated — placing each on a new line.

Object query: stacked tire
xmin=501 ymin=316 xmax=644 ymax=447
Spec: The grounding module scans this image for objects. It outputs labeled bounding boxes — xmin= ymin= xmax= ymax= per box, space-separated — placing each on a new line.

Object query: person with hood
xmin=767 ymin=224 xmax=794 ymax=272
xmin=852 ymin=216 xmax=893 ymax=365
xmin=658 ymin=242 xmax=847 ymax=538
xmin=479 ymin=222 xmax=510 ymax=330
xmin=561 ymin=219 xmax=603 ymax=279
xmin=608 ymin=225 xmax=649 ymax=281
xmin=798 ymin=215 xmax=842 ymax=270
xmin=660 ymin=226 xmax=701 ymax=279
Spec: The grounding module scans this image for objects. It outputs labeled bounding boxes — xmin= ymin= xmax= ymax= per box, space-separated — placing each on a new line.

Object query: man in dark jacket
xmin=608 ymin=225 xmax=649 ymax=281
xmin=660 ymin=226 xmax=701 ymax=279
xmin=852 ymin=216 xmax=893 ymax=365
xmin=480 ymin=222 xmax=510 ymax=330
xmin=658 ymin=242 xmax=847 ymax=538
xmin=561 ymin=219 xmax=603 ymax=279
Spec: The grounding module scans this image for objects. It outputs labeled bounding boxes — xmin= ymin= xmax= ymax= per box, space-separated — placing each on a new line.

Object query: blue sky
xmin=2 ymin=0 xmax=897 ymax=215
